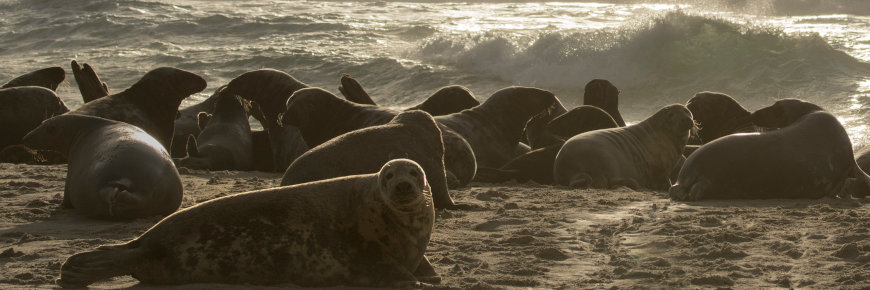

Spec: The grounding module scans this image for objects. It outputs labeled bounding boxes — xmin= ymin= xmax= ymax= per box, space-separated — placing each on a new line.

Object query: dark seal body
xmin=434 ymin=86 xmax=557 ymax=168
xmin=222 ymin=69 xmax=309 ymax=171
xmin=58 ymin=159 xmax=435 ymax=287
xmin=282 ymin=87 xmax=477 ymax=187
xmin=475 ymin=105 xmax=619 ymax=184
xmin=70 ymin=67 xmax=207 ymax=150
xmin=282 ymin=110 xmax=462 ymax=209
xmin=170 ymin=86 xmax=222 ymax=157
xmin=0 ymin=86 xmax=69 ymax=149
xmin=554 ymin=104 xmax=694 ymax=190
xmin=2 ymin=66 xmax=66 ymax=91
xmin=23 ymin=115 xmax=182 ymax=220
xmin=670 ymin=99 xmax=867 ymax=200
xmin=175 ymin=93 xmax=253 ymax=171
xmin=685 ymin=91 xmax=755 ymax=144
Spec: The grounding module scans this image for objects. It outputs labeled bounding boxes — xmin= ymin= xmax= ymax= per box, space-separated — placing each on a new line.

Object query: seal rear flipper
xmin=413 ymin=255 xmax=441 ymax=284
xmin=70 ymin=60 xmax=109 ymax=103
xmin=472 ymin=167 xmax=517 ymax=183
xmin=185 ymin=134 xmax=199 ymax=157
xmin=338 ymin=74 xmax=376 ymax=105
xmin=57 ymin=243 xmax=145 ymax=287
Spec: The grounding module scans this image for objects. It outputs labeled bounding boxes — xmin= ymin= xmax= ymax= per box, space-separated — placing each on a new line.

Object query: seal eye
xmin=385 ymin=172 xmax=394 ymax=180
xmin=409 ymin=170 xmax=418 ymax=178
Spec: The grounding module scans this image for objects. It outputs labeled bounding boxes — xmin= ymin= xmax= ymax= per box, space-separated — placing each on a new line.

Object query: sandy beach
xmin=2 ymin=162 xmax=869 ymax=289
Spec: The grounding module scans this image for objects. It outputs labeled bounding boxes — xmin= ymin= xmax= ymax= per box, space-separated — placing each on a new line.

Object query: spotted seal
xmin=57 ymin=159 xmax=435 ymax=287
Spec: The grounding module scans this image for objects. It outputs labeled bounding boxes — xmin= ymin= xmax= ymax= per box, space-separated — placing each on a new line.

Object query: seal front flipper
xmin=71 ymin=60 xmax=109 ymax=103
xmin=338 ymin=74 xmax=376 ymax=105
xmin=57 ymin=242 xmax=144 ymax=288
xmin=413 ymin=255 xmax=441 ymax=284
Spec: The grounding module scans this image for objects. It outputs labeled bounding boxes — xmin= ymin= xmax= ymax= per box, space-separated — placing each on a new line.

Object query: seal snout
xmin=394 ymin=181 xmax=415 ymax=196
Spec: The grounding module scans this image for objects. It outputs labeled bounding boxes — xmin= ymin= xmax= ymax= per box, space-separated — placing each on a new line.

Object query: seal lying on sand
xmin=70 ymin=67 xmax=207 ymax=150
xmin=222 ymin=69 xmax=309 ymax=171
xmin=175 ymin=92 xmax=253 ymax=171
xmin=282 ymin=110 xmax=467 ymax=209
xmin=70 ymin=60 xmax=109 ymax=103
xmin=0 ymin=86 xmax=69 ymax=150
xmin=282 ymin=87 xmax=477 ymax=187
xmin=58 ymin=159 xmax=435 ymax=287
xmin=554 ymin=104 xmax=695 ymax=190
xmin=23 ymin=114 xmax=182 ymax=220
xmin=670 ymin=99 xmax=870 ymax=200
xmin=2 ymin=66 xmax=66 ymax=91
xmin=475 ymin=106 xmax=618 ymax=184
xmin=435 ymin=86 xmax=557 ymax=169
xmin=338 ymin=74 xmax=480 ymax=116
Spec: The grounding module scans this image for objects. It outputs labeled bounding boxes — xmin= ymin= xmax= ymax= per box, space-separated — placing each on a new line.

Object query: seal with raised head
xmin=57 ymin=159 xmax=435 ymax=287
xmin=282 ymin=87 xmax=477 ymax=187
xmin=170 ymin=86 xmax=223 ymax=157
xmin=685 ymin=91 xmax=754 ymax=144
xmin=222 ymin=69 xmax=309 ymax=171
xmin=2 ymin=66 xmax=66 ymax=91
xmin=338 ymin=74 xmax=480 ymax=116
xmin=0 ymin=86 xmax=69 ymax=150
xmin=23 ymin=114 xmax=182 ymax=220
xmin=554 ymin=104 xmax=695 ymax=190
xmin=175 ymin=92 xmax=253 ymax=171
xmin=583 ymin=79 xmax=626 ymax=127
xmin=70 ymin=67 xmax=207 ymax=150
xmin=435 ymin=86 xmax=557 ymax=168
xmin=282 ymin=110 xmax=467 ymax=209
xmin=670 ymin=99 xmax=870 ymax=200
xmin=71 ymin=60 xmax=109 ymax=103
xmin=475 ymin=105 xmax=618 ymax=184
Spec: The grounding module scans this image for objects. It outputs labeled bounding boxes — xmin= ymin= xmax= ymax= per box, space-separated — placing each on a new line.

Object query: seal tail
xmin=57 ymin=243 xmax=144 ymax=287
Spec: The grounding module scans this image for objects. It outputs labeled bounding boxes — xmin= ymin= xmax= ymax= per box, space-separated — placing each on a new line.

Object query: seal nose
xmin=395 ymin=181 xmax=413 ymax=195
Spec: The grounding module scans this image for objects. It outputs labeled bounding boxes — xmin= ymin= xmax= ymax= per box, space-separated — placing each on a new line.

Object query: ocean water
xmin=2 ymin=0 xmax=869 ymax=144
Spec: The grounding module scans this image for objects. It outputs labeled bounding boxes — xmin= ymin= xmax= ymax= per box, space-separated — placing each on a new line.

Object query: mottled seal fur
xmin=670 ymin=99 xmax=870 ymax=200
xmin=685 ymin=91 xmax=754 ymax=144
xmin=0 ymin=86 xmax=69 ymax=150
xmin=58 ymin=159 xmax=435 ymax=287
xmin=435 ymin=86 xmax=557 ymax=168
xmin=222 ymin=69 xmax=309 ymax=171
xmin=583 ymin=79 xmax=626 ymax=127
xmin=2 ymin=66 xmax=66 ymax=91
xmin=475 ymin=105 xmax=618 ymax=184
xmin=175 ymin=92 xmax=253 ymax=171
xmin=282 ymin=87 xmax=477 ymax=187
xmin=70 ymin=67 xmax=207 ymax=150
xmin=554 ymin=104 xmax=695 ymax=190
xmin=23 ymin=114 xmax=182 ymax=220
xmin=70 ymin=60 xmax=109 ymax=103
xmin=282 ymin=110 xmax=466 ymax=209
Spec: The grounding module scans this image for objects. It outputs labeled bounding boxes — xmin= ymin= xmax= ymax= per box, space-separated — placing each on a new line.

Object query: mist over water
xmin=1 ymin=0 xmax=869 ymax=143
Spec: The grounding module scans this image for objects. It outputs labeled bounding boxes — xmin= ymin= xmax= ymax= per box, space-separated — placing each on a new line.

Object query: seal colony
xmin=4 ymin=63 xmax=870 ymax=288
